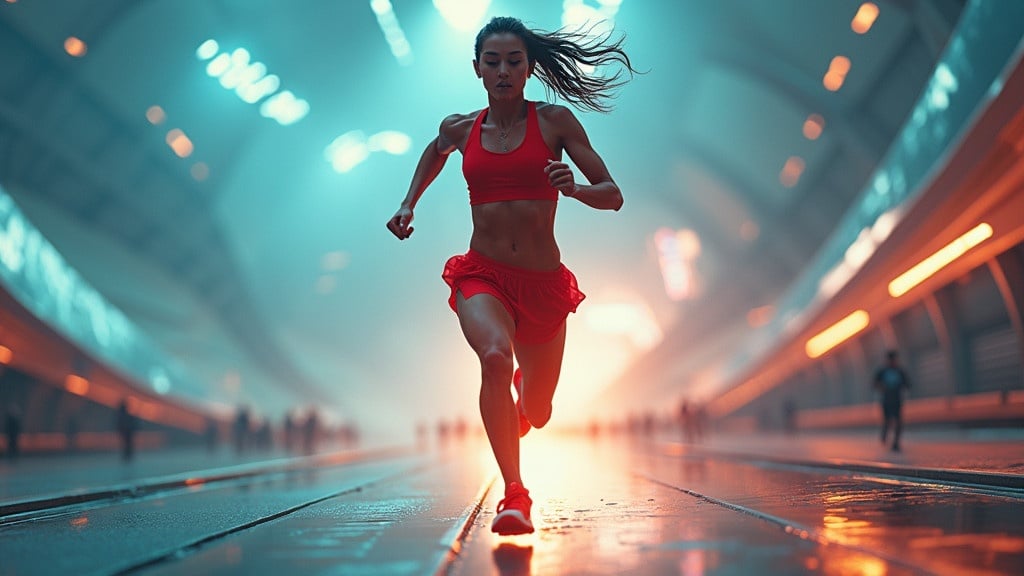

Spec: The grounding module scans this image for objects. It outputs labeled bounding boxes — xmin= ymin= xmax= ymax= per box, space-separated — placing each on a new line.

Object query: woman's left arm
xmin=544 ymin=106 xmax=623 ymax=211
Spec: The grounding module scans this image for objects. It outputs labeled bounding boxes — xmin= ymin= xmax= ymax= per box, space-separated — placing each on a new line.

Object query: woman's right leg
xmin=455 ymin=291 xmax=520 ymax=484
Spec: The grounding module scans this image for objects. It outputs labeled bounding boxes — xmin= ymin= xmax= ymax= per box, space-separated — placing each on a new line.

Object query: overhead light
xmin=888 ymin=223 xmax=993 ymax=297
xmin=191 ymin=162 xmax=209 ymax=181
xmin=779 ymin=156 xmax=805 ymax=187
xmin=146 ymin=105 xmax=166 ymax=125
xmin=65 ymin=374 xmax=90 ymax=396
xmin=165 ymin=128 xmax=194 ymax=158
xmin=199 ymin=40 xmax=308 ymax=125
xmin=64 ymin=36 xmax=87 ymax=57
xmin=370 ymin=0 xmax=413 ymax=66
xmin=0 ymin=345 xmax=11 ymax=364
xmin=823 ymin=56 xmax=851 ymax=92
xmin=434 ymin=0 xmax=490 ymax=32
xmin=803 ymin=113 xmax=824 ymax=140
xmin=806 ymin=310 xmax=869 ymax=358
xmin=851 ymin=3 xmax=880 ymax=34
xmin=325 ymin=130 xmax=411 ymax=173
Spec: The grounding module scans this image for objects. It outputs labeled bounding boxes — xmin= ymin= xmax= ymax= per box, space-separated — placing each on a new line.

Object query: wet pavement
xmin=1 ymin=430 xmax=1022 ymax=575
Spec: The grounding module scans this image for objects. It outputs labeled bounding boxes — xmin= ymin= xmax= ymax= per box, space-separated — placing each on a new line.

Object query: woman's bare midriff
xmin=469 ymin=200 xmax=561 ymax=270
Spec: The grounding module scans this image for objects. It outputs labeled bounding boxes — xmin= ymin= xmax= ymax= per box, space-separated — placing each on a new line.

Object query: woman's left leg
xmin=514 ymin=323 xmax=567 ymax=429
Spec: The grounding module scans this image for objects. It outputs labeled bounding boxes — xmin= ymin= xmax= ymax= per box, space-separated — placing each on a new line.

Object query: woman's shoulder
xmin=438 ymin=110 xmax=484 ymax=151
xmin=534 ymin=102 xmax=580 ymax=130
xmin=441 ymin=109 xmax=484 ymax=129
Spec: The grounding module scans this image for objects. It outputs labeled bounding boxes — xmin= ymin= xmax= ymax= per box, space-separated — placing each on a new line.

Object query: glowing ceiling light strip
xmin=888 ymin=222 xmax=993 ymax=297
xmin=805 ymin=310 xmax=869 ymax=359
xmin=196 ymin=40 xmax=308 ymax=125
xmin=370 ymin=0 xmax=413 ymax=66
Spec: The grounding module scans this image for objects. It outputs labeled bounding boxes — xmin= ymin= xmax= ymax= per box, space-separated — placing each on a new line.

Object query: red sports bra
xmin=462 ymin=101 xmax=559 ymax=206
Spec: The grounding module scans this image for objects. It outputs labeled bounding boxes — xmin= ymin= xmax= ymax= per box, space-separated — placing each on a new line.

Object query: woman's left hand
xmin=545 ymin=159 xmax=577 ymax=198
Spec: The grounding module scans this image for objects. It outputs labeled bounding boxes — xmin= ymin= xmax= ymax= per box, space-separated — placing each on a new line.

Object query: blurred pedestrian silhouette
xmin=873 ymin=350 xmax=911 ymax=451
xmin=302 ymin=408 xmax=318 ymax=455
xmin=234 ymin=405 xmax=250 ymax=455
xmin=204 ymin=416 xmax=218 ymax=452
xmin=4 ymin=405 xmax=21 ymax=460
xmin=782 ymin=398 xmax=797 ymax=435
xmin=115 ymin=399 xmax=137 ymax=461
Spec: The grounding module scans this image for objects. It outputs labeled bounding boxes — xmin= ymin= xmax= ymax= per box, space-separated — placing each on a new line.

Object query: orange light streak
xmin=0 ymin=345 xmax=12 ymax=364
xmin=805 ymin=310 xmax=870 ymax=358
xmin=888 ymin=223 xmax=993 ymax=297
xmin=65 ymin=374 xmax=90 ymax=396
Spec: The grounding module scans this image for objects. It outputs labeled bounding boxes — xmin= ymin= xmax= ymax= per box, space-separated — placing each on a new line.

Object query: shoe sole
xmin=492 ymin=509 xmax=534 ymax=535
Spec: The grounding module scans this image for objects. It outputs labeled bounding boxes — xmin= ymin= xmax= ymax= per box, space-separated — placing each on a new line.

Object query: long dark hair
xmin=474 ymin=16 xmax=639 ymax=113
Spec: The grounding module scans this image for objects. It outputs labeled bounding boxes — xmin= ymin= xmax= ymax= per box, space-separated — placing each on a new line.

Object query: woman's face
xmin=474 ymin=33 xmax=532 ymax=101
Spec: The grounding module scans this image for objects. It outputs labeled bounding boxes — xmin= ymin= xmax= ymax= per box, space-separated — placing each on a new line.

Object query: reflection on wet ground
xmin=453 ymin=434 xmax=1024 ymax=575
xmin=2 ymin=431 xmax=1021 ymax=574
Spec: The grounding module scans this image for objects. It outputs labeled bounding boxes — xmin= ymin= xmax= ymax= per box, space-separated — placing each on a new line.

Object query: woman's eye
xmin=485 ymin=61 xmax=498 ymax=66
xmin=509 ymin=61 xmax=522 ymax=66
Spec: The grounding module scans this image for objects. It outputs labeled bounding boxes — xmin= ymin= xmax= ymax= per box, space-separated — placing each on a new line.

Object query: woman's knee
xmin=478 ymin=346 xmax=514 ymax=387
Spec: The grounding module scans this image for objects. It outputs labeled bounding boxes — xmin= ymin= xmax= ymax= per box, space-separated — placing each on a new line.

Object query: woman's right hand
xmin=387 ymin=205 xmax=415 ymax=240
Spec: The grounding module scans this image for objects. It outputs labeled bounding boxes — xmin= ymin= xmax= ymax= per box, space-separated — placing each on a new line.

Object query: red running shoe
xmin=492 ymin=481 xmax=534 ymax=535
xmin=513 ymin=368 xmax=531 ymax=438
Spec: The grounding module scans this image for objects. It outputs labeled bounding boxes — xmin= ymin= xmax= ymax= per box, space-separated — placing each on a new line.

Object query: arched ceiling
xmin=0 ymin=0 xmax=964 ymax=439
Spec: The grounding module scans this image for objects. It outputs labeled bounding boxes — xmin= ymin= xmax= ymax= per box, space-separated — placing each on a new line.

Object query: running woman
xmin=386 ymin=15 xmax=637 ymax=535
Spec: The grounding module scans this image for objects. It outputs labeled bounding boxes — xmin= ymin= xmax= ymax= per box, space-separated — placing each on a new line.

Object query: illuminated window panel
xmin=805 ymin=310 xmax=870 ymax=358
xmin=888 ymin=223 xmax=993 ymax=297
xmin=852 ymin=3 xmax=880 ymax=34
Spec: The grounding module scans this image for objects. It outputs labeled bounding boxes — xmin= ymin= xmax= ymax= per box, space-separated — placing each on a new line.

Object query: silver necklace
xmin=498 ymin=128 xmax=509 ymax=152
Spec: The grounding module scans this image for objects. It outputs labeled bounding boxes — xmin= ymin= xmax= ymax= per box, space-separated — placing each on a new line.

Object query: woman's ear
xmin=473 ymin=59 xmax=482 ymax=78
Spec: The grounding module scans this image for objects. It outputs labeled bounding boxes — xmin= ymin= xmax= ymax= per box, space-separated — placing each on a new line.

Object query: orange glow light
xmin=146 ymin=105 xmax=166 ymax=125
xmin=64 ymin=36 xmax=87 ymax=57
xmin=166 ymin=128 xmax=194 ymax=158
xmin=191 ymin=162 xmax=209 ymax=181
xmin=823 ymin=56 xmax=851 ymax=92
xmin=803 ymin=113 xmax=825 ymax=140
xmin=747 ymin=305 xmax=775 ymax=328
xmin=70 ymin=517 xmax=89 ymax=528
xmin=805 ymin=310 xmax=870 ymax=358
xmin=739 ymin=219 xmax=760 ymax=241
xmin=852 ymin=3 xmax=880 ymax=34
xmin=0 ymin=345 xmax=12 ymax=365
xmin=779 ymin=156 xmax=805 ymax=187
xmin=65 ymin=374 xmax=90 ymax=396
xmin=888 ymin=223 xmax=993 ymax=297
xmin=829 ymin=56 xmax=851 ymax=75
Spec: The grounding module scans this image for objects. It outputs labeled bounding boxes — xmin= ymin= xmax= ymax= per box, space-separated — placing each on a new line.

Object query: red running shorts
xmin=442 ymin=249 xmax=586 ymax=344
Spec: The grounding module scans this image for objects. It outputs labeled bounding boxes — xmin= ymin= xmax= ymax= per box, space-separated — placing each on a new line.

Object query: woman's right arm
xmin=386 ymin=117 xmax=460 ymax=240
